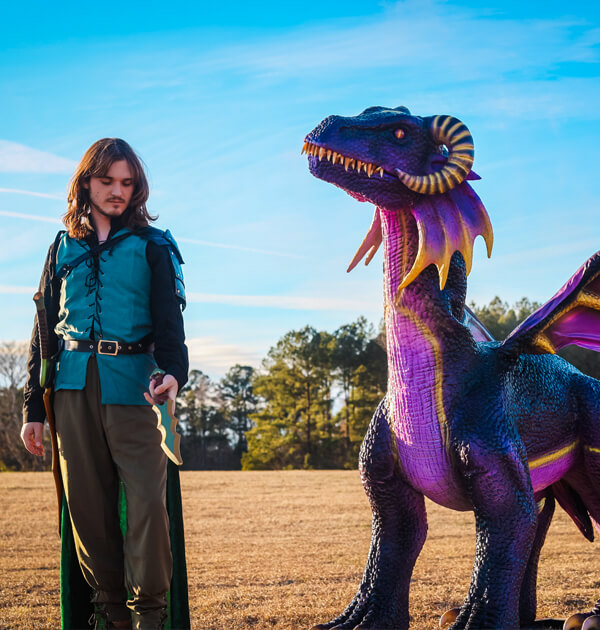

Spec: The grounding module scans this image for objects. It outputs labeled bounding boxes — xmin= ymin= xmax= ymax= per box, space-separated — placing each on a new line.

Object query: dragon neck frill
xmin=380 ymin=184 xmax=491 ymax=510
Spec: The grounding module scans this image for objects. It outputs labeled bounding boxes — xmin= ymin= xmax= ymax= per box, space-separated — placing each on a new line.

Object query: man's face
xmin=86 ymin=159 xmax=134 ymax=220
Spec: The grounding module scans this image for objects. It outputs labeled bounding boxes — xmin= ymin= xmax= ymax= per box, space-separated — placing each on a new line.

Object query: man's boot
xmin=89 ymin=603 xmax=132 ymax=629
xmin=131 ymin=608 xmax=167 ymax=630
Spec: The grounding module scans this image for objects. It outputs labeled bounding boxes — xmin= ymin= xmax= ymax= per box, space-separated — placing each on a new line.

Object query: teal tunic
xmin=54 ymin=228 xmax=157 ymax=404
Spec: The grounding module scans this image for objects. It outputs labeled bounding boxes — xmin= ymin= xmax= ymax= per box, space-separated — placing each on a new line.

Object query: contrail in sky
xmin=0 ymin=187 xmax=63 ymax=200
xmin=178 ymin=237 xmax=305 ymax=259
xmin=0 ymin=285 xmax=365 ymax=311
xmin=0 ymin=210 xmax=304 ymax=258
xmin=0 ymin=210 xmax=61 ymax=224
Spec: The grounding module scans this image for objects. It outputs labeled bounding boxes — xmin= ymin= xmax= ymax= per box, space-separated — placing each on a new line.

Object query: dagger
xmin=150 ymin=368 xmax=183 ymax=466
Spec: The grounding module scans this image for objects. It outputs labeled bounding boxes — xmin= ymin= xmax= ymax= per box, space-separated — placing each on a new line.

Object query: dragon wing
xmin=502 ymin=251 xmax=600 ymax=354
xmin=462 ymin=304 xmax=495 ymax=342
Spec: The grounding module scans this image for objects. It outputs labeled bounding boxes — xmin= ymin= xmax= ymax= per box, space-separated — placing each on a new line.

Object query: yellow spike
xmin=377 ymin=167 xmax=384 ymax=177
xmin=483 ymin=223 xmax=494 ymax=258
xmin=327 ymin=150 xmax=332 ymax=161
xmin=301 ymin=142 xmax=308 ymax=155
xmin=462 ymin=240 xmax=474 ymax=275
xmin=398 ymin=221 xmax=429 ymax=289
xmin=367 ymin=163 xmax=374 ymax=177
xmin=356 ymin=160 xmax=363 ymax=172
xmin=437 ymin=260 xmax=450 ymax=290
xmin=455 ymin=212 xmax=474 ymax=275
xmin=344 ymin=157 xmax=351 ymax=171
xmin=349 ymin=159 xmax=356 ymax=170
xmin=318 ymin=147 xmax=326 ymax=160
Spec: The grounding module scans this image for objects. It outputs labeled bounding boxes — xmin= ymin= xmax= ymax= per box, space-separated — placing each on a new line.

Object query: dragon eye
xmin=395 ymin=129 xmax=405 ymax=139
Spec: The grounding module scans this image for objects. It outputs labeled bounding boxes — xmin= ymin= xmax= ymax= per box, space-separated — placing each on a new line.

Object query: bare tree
xmin=0 ymin=341 xmax=51 ymax=470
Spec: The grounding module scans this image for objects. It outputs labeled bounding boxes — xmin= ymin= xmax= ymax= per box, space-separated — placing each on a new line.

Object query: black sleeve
xmin=23 ymin=242 xmax=61 ymax=424
xmin=146 ymin=240 xmax=189 ymax=391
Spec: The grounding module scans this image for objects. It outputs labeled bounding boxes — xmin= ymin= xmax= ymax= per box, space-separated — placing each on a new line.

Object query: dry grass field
xmin=1 ymin=470 xmax=599 ymax=629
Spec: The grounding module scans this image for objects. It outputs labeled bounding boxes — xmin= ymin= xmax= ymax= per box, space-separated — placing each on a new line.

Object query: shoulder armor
xmin=139 ymin=227 xmax=186 ymax=310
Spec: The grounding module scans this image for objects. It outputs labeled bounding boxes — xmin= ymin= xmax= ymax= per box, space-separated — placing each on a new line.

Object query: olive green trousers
xmin=54 ymin=357 xmax=172 ymax=624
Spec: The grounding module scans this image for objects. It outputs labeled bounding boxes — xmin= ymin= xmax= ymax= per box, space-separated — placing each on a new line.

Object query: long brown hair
xmin=64 ymin=138 xmax=156 ymax=239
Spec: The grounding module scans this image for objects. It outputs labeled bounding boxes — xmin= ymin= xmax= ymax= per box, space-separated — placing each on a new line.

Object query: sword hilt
xmin=33 ymin=292 xmax=50 ymax=360
xmin=150 ymin=368 xmax=169 ymax=405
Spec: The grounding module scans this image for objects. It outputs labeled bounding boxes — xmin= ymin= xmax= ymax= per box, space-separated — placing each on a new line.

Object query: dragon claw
xmin=582 ymin=616 xmax=600 ymax=630
xmin=440 ymin=607 xmax=461 ymax=628
xmin=564 ymin=613 xmax=590 ymax=630
xmin=563 ymin=613 xmax=600 ymax=630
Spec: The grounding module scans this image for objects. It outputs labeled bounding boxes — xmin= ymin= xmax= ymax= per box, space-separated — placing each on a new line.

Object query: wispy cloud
xmin=0 ymin=187 xmax=64 ymax=200
xmin=0 ymin=210 xmax=61 ymax=224
xmin=187 ymin=292 xmax=368 ymax=310
xmin=151 ymin=2 xmax=600 ymax=88
xmin=492 ymin=238 xmax=600 ymax=266
xmin=178 ymin=237 xmax=304 ymax=259
xmin=0 ymin=211 xmax=307 ymax=258
xmin=0 ymin=284 xmax=366 ymax=311
xmin=0 ymin=140 xmax=76 ymax=173
xmin=0 ymin=284 xmax=37 ymax=294
xmin=185 ymin=336 xmax=262 ymax=376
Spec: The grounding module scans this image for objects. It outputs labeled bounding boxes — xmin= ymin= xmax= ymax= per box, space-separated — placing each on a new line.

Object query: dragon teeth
xmin=302 ymin=141 xmax=384 ymax=176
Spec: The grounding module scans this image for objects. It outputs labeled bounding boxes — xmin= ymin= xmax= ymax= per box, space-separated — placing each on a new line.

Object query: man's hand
xmin=145 ymin=373 xmax=179 ymax=407
xmin=21 ymin=422 xmax=45 ymax=456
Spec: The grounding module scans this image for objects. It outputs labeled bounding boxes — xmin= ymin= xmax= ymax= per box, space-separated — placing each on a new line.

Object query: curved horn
xmin=396 ymin=115 xmax=475 ymax=195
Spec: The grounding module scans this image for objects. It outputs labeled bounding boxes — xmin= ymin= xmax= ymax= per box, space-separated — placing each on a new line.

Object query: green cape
xmin=58 ymin=461 xmax=190 ymax=629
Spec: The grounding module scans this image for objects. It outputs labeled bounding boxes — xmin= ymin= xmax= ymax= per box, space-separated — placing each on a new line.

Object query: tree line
xmin=1 ymin=298 xmax=599 ymax=471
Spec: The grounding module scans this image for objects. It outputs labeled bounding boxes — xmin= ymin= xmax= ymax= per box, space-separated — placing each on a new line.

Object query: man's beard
xmin=89 ymin=200 xmax=128 ymax=218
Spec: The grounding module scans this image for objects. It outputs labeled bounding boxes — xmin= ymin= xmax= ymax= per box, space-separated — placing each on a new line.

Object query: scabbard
xmin=33 ymin=290 xmax=64 ymax=534
xmin=43 ymin=387 xmax=64 ymax=534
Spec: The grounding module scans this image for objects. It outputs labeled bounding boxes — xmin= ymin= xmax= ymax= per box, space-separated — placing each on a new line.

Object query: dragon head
xmin=304 ymin=106 xmax=493 ymax=289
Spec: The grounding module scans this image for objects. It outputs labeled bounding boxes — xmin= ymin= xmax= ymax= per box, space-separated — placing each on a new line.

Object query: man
xmin=21 ymin=138 xmax=189 ymax=630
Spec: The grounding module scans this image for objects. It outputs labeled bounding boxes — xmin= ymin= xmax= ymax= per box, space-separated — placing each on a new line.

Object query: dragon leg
xmin=311 ymin=400 xmax=427 ymax=630
xmin=519 ymin=490 xmax=556 ymax=626
xmin=450 ymin=442 xmax=538 ymax=630
xmin=561 ymin=376 xmax=600 ymax=630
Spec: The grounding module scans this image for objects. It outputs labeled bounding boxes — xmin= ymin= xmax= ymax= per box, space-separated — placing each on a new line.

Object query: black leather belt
xmin=63 ymin=338 xmax=154 ymax=356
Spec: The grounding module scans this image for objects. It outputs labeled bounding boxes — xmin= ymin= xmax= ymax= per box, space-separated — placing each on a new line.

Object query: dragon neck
xmin=380 ymin=205 xmax=474 ymax=393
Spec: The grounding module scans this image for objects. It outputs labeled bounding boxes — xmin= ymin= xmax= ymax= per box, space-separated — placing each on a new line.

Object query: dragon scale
xmin=381 ymin=206 xmax=471 ymax=510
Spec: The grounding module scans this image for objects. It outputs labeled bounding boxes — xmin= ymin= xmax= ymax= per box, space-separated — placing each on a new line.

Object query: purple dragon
xmin=303 ymin=106 xmax=600 ymax=630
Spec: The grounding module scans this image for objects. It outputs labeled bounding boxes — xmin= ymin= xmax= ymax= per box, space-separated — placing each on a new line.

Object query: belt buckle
xmin=98 ymin=339 xmax=119 ymax=356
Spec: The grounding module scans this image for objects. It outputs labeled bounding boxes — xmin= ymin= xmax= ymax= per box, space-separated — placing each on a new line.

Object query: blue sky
xmin=1 ymin=0 xmax=599 ymax=376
